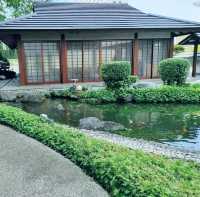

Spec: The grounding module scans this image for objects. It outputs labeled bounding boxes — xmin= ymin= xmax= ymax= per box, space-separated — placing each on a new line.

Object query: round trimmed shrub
xmin=159 ymin=58 xmax=190 ymax=85
xmin=101 ymin=61 xmax=132 ymax=89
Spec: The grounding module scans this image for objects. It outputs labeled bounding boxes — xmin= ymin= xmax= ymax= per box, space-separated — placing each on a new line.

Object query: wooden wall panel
xmin=17 ymin=35 xmax=27 ymax=85
xmin=60 ymin=34 xmax=68 ymax=83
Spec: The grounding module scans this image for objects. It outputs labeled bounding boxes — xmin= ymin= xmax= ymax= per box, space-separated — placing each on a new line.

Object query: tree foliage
xmin=0 ymin=0 xmax=50 ymax=19
xmin=5 ymin=0 xmax=34 ymax=17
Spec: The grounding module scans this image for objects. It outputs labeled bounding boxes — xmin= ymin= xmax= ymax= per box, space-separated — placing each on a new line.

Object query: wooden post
xmin=192 ymin=42 xmax=198 ymax=77
xmin=150 ymin=40 xmax=154 ymax=79
xmin=132 ymin=34 xmax=139 ymax=75
xmin=169 ymin=35 xmax=174 ymax=58
xmin=17 ymin=35 xmax=27 ymax=85
xmin=81 ymin=41 xmax=84 ymax=82
xmin=60 ymin=34 xmax=68 ymax=83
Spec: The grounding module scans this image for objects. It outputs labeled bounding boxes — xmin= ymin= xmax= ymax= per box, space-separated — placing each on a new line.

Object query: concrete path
xmin=0 ymin=125 xmax=108 ymax=197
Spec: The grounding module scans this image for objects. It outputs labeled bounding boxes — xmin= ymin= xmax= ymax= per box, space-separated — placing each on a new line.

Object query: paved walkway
xmin=0 ymin=125 xmax=108 ymax=197
xmin=1 ymin=76 xmax=200 ymax=91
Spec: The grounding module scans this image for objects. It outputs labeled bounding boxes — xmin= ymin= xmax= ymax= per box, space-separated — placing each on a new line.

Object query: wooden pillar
xmin=60 ymin=34 xmax=68 ymax=83
xmin=132 ymin=33 xmax=139 ymax=75
xmin=17 ymin=35 xmax=27 ymax=85
xmin=169 ymin=35 xmax=174 ymax=58
xmin=192 ymin=42 xmax=198 ymax=77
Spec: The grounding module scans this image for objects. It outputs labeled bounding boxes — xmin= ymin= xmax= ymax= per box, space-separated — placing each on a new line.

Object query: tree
xmin=5 ymin=0 xmax=34 ymax=17
xmin=1 ymin=0 xmax=50 ymax=19
xmin=0 ymin=1 xmax=6 ymax=21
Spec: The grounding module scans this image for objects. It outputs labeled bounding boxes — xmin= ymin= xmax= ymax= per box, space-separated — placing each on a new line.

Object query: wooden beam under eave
xmin=60 ymin=34 xmax=68 ymax=83
xmin=192 ymin=42 xmax=198 ymax=77
xmin=132 ymin=38 xmax=139 ymax=75
xmin=17 ymin=36 xmax=27 ymax=85
xmin=169 ymin=35 xmax=174 ymax=58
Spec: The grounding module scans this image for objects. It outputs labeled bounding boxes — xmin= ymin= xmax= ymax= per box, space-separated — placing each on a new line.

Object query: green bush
xmin=128 ymin=75 xmax=138 ymax=83
xmin=50 ymin=85 xmax=200 ymax=104
xmin=101 ymin=61 xmax=132 ymax=89
xmin=174 ymin=45 xmax=185 ymax=54
xmin=50 ymin=89 xmax=117 ymax=104
xmin=0 ymin=104 xmax=200 ymax=196
xmin=159 ymin=58 xmax=190 ymax=85
xmin=79 ymin=89 xmax=117 ymax=104
xmin=130 ymin=86 xmax=200 ymax=103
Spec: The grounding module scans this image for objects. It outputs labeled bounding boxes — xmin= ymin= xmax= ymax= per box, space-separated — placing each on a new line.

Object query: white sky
xmin=58 ymin=0 xmax=200 ymax=22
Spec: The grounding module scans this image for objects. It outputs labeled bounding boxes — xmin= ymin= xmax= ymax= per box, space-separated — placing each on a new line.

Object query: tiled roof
xmin=0 ymin=2 xmax=200 ymax=30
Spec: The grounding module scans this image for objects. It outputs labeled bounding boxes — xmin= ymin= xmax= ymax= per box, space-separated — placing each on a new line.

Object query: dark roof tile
xmin=0 ymin=2 xmax=200 ymax=30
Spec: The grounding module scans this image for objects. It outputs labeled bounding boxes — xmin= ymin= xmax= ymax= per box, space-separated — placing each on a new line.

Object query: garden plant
xmin=0 ymin=104 xmax=200 ymax=197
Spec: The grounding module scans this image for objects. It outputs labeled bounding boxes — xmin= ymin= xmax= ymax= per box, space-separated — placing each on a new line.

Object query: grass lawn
xmin=0 ymin=103 xmax=199 ymax=197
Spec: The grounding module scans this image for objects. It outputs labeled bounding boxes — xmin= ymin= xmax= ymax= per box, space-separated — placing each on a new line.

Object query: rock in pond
xmin=80 ymin=117 xmax=104 ymax=130
xmin=124 ymin=94 xmax=133 ymax=102
xmin=56 ymin=104 xmax=65 ymax=111
xmin=40 ymin=114 xmax=54 ymax=123
xmin=79 ymin=117 xmax=125 ymax=132
xmin=133 ymin=82 xmax=160 ymax=89
xmin=103 ymin=121 xmax=125 ymax=132
xmin=18 ymin=92 xmax=46 ymax=103
xmin=0 ymin=91 xmax=18 ymax=102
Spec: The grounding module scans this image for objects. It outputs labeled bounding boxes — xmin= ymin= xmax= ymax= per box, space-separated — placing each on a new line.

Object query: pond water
xmin=17 ymin=99 xmax=200 ymax=153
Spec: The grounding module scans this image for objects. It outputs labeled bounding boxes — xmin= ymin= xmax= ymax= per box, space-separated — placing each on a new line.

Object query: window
xmin=67 ymin=40 xmax=132 ymax=82
xmin=102 ymin=40 xmax=132 ymax=64
xmin=138 ymin=39 xmax=170 ymax=78
xmin=152 ymin=40 xmax=170 ymax=78
xmin=138 ymin=40 xmax=152 ymax=78
xmin=24 ymin=42 xmax=60 ymax=84
xmin=24 ymin=42 xmax=43 ymax=83
xmin=83 ymin=41 xmax=100 ymax=81
xmin=67 ymin=41 xmax=83 ymax=81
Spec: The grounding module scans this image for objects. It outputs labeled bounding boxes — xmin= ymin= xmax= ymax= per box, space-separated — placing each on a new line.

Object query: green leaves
xmin=0 ymin=104 xmax=200 ymax=196
xmin=159 ymin=58 xmax=190 ymax=85
xmin=50 ymin=84 xmax=200 ymax=105
xmin=101 ymin=61 xmax=132 ymax=90
xmin=131 ymin=86 xmax=200 ymax=104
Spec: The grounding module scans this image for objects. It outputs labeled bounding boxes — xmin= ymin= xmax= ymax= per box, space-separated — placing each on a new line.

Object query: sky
xmin=58 ymin=0 xmax=200 ymax=22
xmin=126 ymin=0 xmax=200 ymax=22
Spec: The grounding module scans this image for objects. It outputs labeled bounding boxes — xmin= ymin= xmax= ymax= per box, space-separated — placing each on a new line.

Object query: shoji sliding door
xmin=24 ymin=41 xmax=60 ymax=84
xmin=138 ymin=39 xmax=170 ymax=78
xmin=67 ymin=40 xmax=132 ymax=82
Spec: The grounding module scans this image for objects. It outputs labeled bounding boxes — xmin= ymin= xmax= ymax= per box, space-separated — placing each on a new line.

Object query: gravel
xmin=80 ymin=129 xmax=200 ymax=163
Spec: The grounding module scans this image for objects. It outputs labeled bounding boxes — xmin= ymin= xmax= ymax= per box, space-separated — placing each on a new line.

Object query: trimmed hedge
xmin=51 ymin=85 xmax=200 ymax=104
xmin=159 ymin=58 xmax=190 ymax=85
xmin=130 ymin=86 xmax=200 ymax=103
xmin=101 ymin=61 xmax=132 ymax=89
xmin=0 ymin=104 xmax=200 ymax=196
xmin=50 ymin=89 xmax=117 ymax=104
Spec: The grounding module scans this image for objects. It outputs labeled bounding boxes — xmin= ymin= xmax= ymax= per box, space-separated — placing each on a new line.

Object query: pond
xmin=17 ymin=99 xmax=200 ymax=153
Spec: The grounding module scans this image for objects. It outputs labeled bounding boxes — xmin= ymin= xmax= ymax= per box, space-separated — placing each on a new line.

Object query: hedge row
xmin=130 ymin=86 xmax=200 ymax=103
xmin=50 ymin=89 xmax=117 ymax=104
xmin=0 ymin=104 xmax=200 ymax=196
xmin=51 ymin=85 xmax=200 ymax=104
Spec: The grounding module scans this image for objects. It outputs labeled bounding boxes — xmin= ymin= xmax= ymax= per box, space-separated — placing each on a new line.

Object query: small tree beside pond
xmin=159 ymin=58 xmax=190 ymax=85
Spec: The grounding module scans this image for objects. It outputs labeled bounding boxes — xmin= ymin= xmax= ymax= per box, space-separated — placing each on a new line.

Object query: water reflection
xmin=17 ymin=99 xmax=200 ymax=153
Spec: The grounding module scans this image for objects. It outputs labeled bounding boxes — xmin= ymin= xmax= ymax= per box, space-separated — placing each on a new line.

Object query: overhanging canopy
xmin=179 ymin=33 xmax=200 ymax=45
xmin=179 ymin=33 xmax=200 ymax=77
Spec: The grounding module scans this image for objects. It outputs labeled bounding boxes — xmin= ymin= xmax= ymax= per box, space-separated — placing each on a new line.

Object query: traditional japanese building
xmin=0 ymin=2 xmax=200 ymax=85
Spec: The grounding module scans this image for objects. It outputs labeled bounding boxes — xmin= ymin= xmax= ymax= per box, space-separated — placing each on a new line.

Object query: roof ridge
xmin=148 ymin=13 xmax=200 ymax=25
xmin=34 ymin=2 xmax=130 ymax=8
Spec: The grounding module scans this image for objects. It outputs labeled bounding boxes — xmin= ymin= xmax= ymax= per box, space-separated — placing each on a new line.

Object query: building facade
xmin=0 ymin=2 xmax=200 ymax=85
